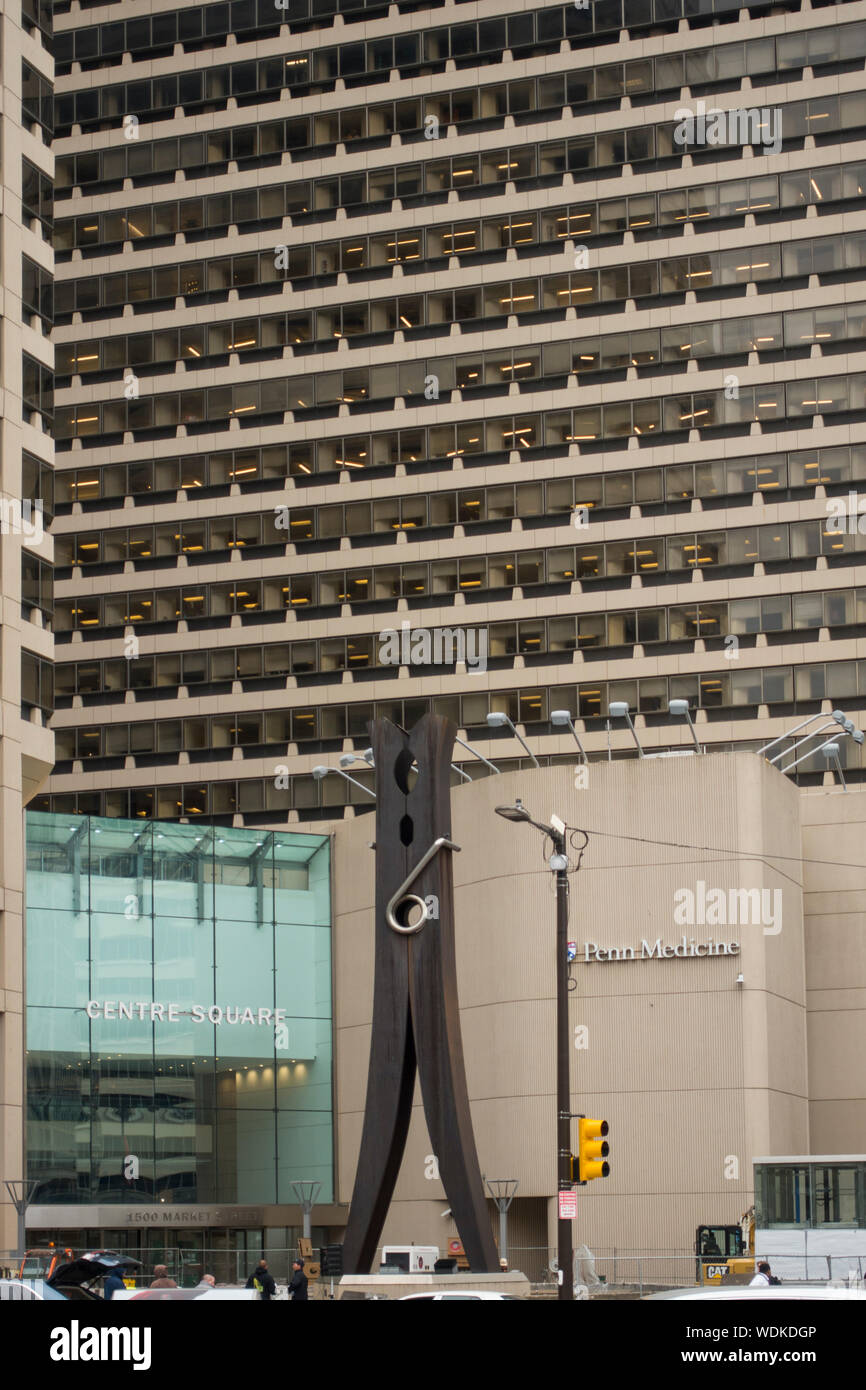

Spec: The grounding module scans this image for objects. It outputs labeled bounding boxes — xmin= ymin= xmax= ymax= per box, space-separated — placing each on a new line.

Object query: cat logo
xmin=707 ymin=1264 xmax=729 ymax=1280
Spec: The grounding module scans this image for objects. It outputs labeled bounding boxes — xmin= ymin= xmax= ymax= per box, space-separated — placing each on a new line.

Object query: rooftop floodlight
xmin=608 ymin=702 xmax=644 ymax=758
xmin=454 ymin=736 xmax=501 ymax=774
xmin=486 ymin=711 xmax=541 ymax=768
xmin=668 ymin=698 xmax=702 ymax=753
xmin=768 ymin=714 xmax=845 ymax=764
xmin=760 ymin=709 xmax=846 ymax=760
xmin=780 ymin=726 xmax=862 ymax=776
xmin=822 ymin=742 xmax=848 ymax=792
xmin=311 ymin=764 xmax=376 ymax=797
xmin=551 ymin=709 xmax=588 ymax=762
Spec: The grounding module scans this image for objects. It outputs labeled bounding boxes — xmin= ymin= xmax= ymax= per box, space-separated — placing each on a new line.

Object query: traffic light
xmin=576 ymin=1117 xmax=610 ymax=1182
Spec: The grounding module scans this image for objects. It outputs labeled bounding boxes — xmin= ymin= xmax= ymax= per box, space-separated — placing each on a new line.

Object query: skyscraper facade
xmin=1 ymin=0 xmax=55 ymax=1248
xmin=45 ymin=0 xmax=866 ymax=833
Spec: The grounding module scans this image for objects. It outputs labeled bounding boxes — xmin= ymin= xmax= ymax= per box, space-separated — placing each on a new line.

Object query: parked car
xmin=644 ymin=1284 xmax=866 ymax=1301
xmin=398 ymin=1291 xmax=518 ymax=1301
xmin=46 ymin=1251 xmax=141 ymax=1301
xmin=112 ymin=1287 xmax=260 ymax=1301
xmin=0 ymin=1277 xmax=69 ymax=1301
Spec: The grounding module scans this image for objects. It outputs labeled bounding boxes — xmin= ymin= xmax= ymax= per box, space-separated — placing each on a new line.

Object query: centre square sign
xmin=85 ymin=1000 xmax=288 ymax=1026
xmin=581 ymin=936 xmax=740 ymax=962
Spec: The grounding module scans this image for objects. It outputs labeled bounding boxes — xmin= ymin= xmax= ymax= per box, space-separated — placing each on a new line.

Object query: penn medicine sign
xmin=85 ymin=1000 xmax=287 ymax=1026
xmin=582 ymin=937 xmax=740 ymax=962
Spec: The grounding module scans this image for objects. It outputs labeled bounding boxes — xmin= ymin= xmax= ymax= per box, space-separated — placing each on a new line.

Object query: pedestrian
xmin=288 ymin=1258 xmax=308 ymax=1301
xmin=749 ymin=1261 xmax=773 ymax=1287
xmin=150 ymin=1264 xmax=177 ymax=1289
xmin=103 ymin=1266 xmax=127 ymax=1300
xmin=245 ymin=1258 xmax=276 ymax=1300
xmin=193 ymin=1273 xmax=216 ymax=1293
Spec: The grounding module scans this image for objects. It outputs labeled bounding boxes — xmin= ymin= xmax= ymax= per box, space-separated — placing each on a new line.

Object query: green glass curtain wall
xmin=25 ymin=812 xmax=333 ymax=1206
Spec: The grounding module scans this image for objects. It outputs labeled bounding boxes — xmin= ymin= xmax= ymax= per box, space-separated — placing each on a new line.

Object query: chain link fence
xmin=508 ymin=1246 xmax=866 ymax=1296
xmin=5 ymin=1245 xmax=863 ymax=1298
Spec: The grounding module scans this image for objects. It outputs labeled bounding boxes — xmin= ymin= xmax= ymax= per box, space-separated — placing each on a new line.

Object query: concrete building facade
xmin=331 ymin=753 xmax=864 ymax=1278
xmin=0 ymin=0 xmax=55 ymax=1251
xmin=40 ymin=0 xmax=866 ymax=832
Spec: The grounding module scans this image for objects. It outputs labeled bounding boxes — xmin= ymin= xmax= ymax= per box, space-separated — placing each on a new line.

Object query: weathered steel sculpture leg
xmin=342 ymin=714 xmax=498 ymax=1274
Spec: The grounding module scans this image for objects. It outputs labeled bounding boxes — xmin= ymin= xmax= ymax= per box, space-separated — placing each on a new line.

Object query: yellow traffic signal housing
xmin=577 ymin=1117 xmax=610 ymax=1181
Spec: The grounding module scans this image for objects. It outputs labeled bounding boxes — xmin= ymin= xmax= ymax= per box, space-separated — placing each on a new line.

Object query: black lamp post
xmin=495 ymin=800 xmax=573 ymax=1301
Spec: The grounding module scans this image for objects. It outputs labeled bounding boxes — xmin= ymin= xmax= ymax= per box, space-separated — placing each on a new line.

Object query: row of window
xmin=55 ymin=163 xmax=866 ymax=269
xmin=61 ymin=108 xmax=866 ymax=274
xmin=54 ymin=372 xmax=866 ymax=447
xmin=49 ymin=659 xmax=866 ymax=766
xmin=54 ymin=25 xmax=866 ymax=206
xmin=53 ymin=450 xmax=866 ymax=571
xmin=58 ymin=0 xmax=820 ymax=25
xmin=53 ymin=520 xmax=866 ymax=635
xmin=54 ymin=0 xmax=286 ymax=71
xmin=55 ymin=226 xmax=866 ymax=336
xmin=60 ymin=0 xmax=819 ymax=74
xmin=22 ymin=257 xmax=53 ymax=330
xmin=55 ymin=299 xmax=866 ymax=398
xmin=22 ymin=651 xmax=54 ymax=716
xmin=54 ymin=442 xmax=861 ymax=510
xmin=21 ymin=0 xmax=52 ymax=41
xmin=59 ymin=0 xmax=450 ymax=20
xmin=23 ymin=356 xmax=53 ymax=430
xmin=23 ymin=159 xmax=54 ymax=241
xmin=22 ymin=555 xmax=53 ymax=624
xmin=52 ymin=587 xmax=866 ymax=703
xmin=21 ymin=63 xmax=53 ymax=144
xmin=23 ymin=452 xmax=55 ymax=523
xmin=57 ymin=78 xmax=862 ymax=227
xmin=52 ymin=5 xmax=604 ymax=136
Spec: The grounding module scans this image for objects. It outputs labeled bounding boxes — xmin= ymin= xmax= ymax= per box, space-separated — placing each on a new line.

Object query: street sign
xmin=558 ymin=1191 xmax=577 ymax=1220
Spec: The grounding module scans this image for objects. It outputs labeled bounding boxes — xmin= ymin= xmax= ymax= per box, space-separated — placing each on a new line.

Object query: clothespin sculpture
xmin=342 ymin=714 xmax=499 ymax=1274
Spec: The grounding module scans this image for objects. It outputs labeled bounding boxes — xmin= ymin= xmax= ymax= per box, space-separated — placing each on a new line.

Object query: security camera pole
xmin=495 ymin=801 xmax=585 ymax=1301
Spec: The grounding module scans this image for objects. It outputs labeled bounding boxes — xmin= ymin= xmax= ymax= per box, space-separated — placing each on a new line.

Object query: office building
xmin=41 ymin=0 xmax=866 ymax=831
xmin=0 ymin=0 xmax=55 ymax=1251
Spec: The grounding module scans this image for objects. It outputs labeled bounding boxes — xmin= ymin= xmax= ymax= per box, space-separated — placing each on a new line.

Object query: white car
xmin=398 ymin=1290 xmax=518 ymax=1301
xmin=0 ymin=1278 xmax=69 ymax=1301
xmin=644 ymin=1285 xmax=866 ymax=1301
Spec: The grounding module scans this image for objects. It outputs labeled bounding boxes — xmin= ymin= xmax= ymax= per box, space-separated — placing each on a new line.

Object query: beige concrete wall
xmin=800 ymin=785 xmax=866 ymax=1153
xmin=333 ymin=752 xmax=809 ymax=1264
xmin=0 ymin=4 xmax=55 ymax=1251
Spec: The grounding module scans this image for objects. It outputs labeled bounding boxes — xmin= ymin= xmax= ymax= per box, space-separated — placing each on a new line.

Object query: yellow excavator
xmin=695 ymin=1208 xmax=755 ymax=1285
